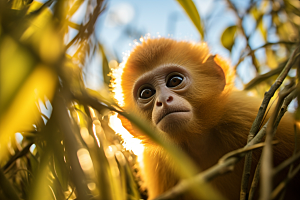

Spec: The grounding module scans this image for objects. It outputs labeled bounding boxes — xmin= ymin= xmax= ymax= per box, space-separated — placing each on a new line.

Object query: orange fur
xmin=114 ymin=38 xmax=298 ymax=199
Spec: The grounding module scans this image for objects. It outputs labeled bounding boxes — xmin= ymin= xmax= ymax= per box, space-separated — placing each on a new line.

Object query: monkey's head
xmin=115 ymin=38 xmax=234 ymax=143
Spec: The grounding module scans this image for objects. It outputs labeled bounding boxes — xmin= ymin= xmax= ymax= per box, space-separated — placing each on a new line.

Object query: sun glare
xmin=109 ymin=113 xmax=144 ymax=164
xmin=109 ymin=36 xmax=159 ymax=164
xmin=110 ymin=60 xmax=126 ymax=107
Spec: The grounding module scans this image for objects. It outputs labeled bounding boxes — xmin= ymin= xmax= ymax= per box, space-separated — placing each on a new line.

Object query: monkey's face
xmin=133 ymin=65 xmax=193 ymax=134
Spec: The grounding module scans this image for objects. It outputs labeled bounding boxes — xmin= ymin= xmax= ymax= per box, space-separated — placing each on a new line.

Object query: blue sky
xmin=83 ymin=0 xmax=263 ymax=90
xmin=35 ymin=0 xmax=267 ymax=90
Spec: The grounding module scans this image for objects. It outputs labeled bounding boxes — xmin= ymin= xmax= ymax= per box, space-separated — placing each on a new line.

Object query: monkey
xmin=114 ymin=38 xmax=299 ymax=199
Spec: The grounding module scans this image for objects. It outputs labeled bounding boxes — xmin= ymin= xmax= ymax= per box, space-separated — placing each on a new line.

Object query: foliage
xmin=0 ymin=0 xmax=300 ymax=200
xmin=0 ymin=0 xmax=144 ymax=199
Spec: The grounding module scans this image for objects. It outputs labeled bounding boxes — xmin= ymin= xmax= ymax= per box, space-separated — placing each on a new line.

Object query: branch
xmin=272 ymin=151 xmax=300 ymax=177
xmin=244 ymin=60 xmax=287 ymax=90
xmin=271 ymin=163 xmax=300 ymax=199
xmin=260 ymin=84 xmax=297 ymax=200
xmin=235 ymin=42 xmax=294 ymax=71
xmin=272 ymin=123 xmax=300 ymax=200
xmin=155 ymin=141 xmax=278 ymax=200
xmin=248 ymin=87 xmax=298 ymax=200
xmin=241 ymin=46 xmax=300 ymax=200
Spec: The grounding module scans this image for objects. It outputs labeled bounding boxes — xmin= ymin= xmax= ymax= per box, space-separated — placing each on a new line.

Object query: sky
xmin=33 ymin=0 xmax=275 ymax=90
xmin=81 ymin=0 xmax=266 ymax=90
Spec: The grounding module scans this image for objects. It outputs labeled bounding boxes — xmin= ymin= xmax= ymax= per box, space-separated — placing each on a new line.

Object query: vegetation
xmin=0 ymin=0 xmax=299 ymax=200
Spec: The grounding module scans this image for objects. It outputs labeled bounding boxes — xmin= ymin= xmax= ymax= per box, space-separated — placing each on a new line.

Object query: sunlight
xmin=109 ymin=113 xmax=144 ymax=164
xmin=77 ymin=148 xmax=94 ymax=173
xmin=110 ymin=60 xmax=125 ymax=107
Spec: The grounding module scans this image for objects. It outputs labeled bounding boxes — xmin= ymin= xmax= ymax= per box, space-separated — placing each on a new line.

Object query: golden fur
xmin=115 ymin=38 xmax=298 ymax=199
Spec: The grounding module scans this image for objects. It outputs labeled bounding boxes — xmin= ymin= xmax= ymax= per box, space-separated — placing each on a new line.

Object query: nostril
xmin=157 ymin=102 xmax=162 ymax=106
xmin=167 ymin=96 xmax=173 ymax=102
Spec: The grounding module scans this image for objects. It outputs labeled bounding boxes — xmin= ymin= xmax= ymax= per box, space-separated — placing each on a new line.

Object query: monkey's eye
xmin=166 ymin=74 xmax=183 ymax=87
xmin=139 ymin=87 xmax=156 ymax=99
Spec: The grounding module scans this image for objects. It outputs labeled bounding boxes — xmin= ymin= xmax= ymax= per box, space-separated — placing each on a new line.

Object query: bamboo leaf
xmin=0 ymin=169 xmax=21 ymax=200
xmin=258 ymin=20 xmax=267 ymax=41
xmin=99 ymin=43 xmax=111 ymax=87
xmin=221 ymin=25 xmax=237 ymax=52
xmin=0 ymin=65 xmax=57 ymax=161
xmin=176 ymin=0 xmax=204 ymax=39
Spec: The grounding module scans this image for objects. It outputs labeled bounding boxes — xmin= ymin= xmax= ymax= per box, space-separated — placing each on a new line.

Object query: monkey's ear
xmin=207 ymin=55 xmax=226 ymax=91
xmin=118 ymin=114 xmax=135 ymax=135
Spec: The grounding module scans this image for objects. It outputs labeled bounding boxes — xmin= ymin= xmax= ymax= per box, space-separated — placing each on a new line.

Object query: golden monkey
xmin=116 ymin=38 xmax=298 ymax=199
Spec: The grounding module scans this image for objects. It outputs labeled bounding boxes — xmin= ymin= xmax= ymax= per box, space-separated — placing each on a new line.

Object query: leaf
xmin=53 ymin=145 xmax=70 ymax=191
xmin=0 ymin=35 xmax=35 ymax=115
xmin=176 ymin=0 xmax=204 ymax=39
xmin=266 ymin=48 xmax=277 ymax=69
xmin=250 ymin=7 xmax=260 ymax=20
xmin=29 ymin=151 xmax=53 ymax=200
xmin=258 ymin=20 xmax=267 ymax=41
xmin=99 ymin=43 xmax=111 ymax=87
xmin=221 ymin=25 xmax=237 ymax=52
xmin=0 ymin=65 xmax=57 ymax=161
xmin=285 ymin=0 xmax=300 ymax=17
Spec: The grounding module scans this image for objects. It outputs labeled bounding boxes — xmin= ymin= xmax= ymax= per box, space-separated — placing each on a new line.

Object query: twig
xmin=244 ymin=61 xmax=288 ymax=90
xmin=275 ymin=124 xmax=300 ymax=200
xmin=235 ymin=42 xmax=294 ymax=70
xmin=272 ymin=151 xmax=300 ymax=177
xmin=8 ymin=168 xmax=34 ymax=180
xmin=241 ymin=46 xmax=300 ymax=200
xmin=260 ymin=84 xmax=296 ymax=200
xmin=0 ymin=168 xmax=21 ymax=200
xmin=248 ymin=87 xmax=298 ymax=200
xmin=271 ymin=163 xmax=300 ymax=199
xmin=65 ymin=0 xmax=105 ymax=50
xmin=66 ymin=187 xmax=75 ymax=200
xmin=3 ymin=142 xmax=33 ymax=172
xmin=219 ymin=141 xmax=279 ymax=164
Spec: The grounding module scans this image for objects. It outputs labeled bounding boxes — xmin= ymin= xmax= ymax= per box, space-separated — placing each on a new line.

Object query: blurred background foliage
xmin=0 ymin=0 xmax=299 ymax=200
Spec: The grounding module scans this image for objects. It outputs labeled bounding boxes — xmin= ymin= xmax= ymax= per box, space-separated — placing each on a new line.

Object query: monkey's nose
xmin=156 ymin=96 xmax=173 ymax=107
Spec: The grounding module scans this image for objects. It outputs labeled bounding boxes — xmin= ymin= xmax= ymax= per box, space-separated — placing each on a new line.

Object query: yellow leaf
xmin=221 ymin=25 xmax=237 ymax=52
xmin=176 ymin=0 xmax=204 ymax=39
xmin=258 ymin=20 xmax=267 ymax=41
xmin=250 ymin=7 xmax=260 ymax=20
xmin=266 ymin=48 xmax=277 ymax=69
xmin=0 ymin=65 xmax=57 ymax=161
xmin=27 ymin=1 xmax=44 ymax=13
xmin=0 ymin=36 xmax=34 ymax=113
xmin=22 ymin=3 xmax=53 ymax=41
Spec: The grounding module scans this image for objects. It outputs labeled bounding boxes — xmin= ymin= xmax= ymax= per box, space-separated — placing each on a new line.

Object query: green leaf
xmin=176 ymin=0 xmax=204 ymax=39
xmin=221 ymin=25 xmax=237 ymax=52
xmin=99 ymin=44 xmax=111 ymax=87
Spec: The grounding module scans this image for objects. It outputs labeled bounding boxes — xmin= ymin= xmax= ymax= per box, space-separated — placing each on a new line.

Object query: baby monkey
xmin=115 ymin=38 xmax=298 ymax=199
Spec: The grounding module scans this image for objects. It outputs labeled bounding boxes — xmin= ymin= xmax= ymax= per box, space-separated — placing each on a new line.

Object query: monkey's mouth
xmin=156 ymin=110 xmax=191 ymax=125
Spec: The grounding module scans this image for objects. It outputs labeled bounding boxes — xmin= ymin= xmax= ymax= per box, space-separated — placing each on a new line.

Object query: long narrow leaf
xmin=176 ymin=0 xmax=204 ymax=39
